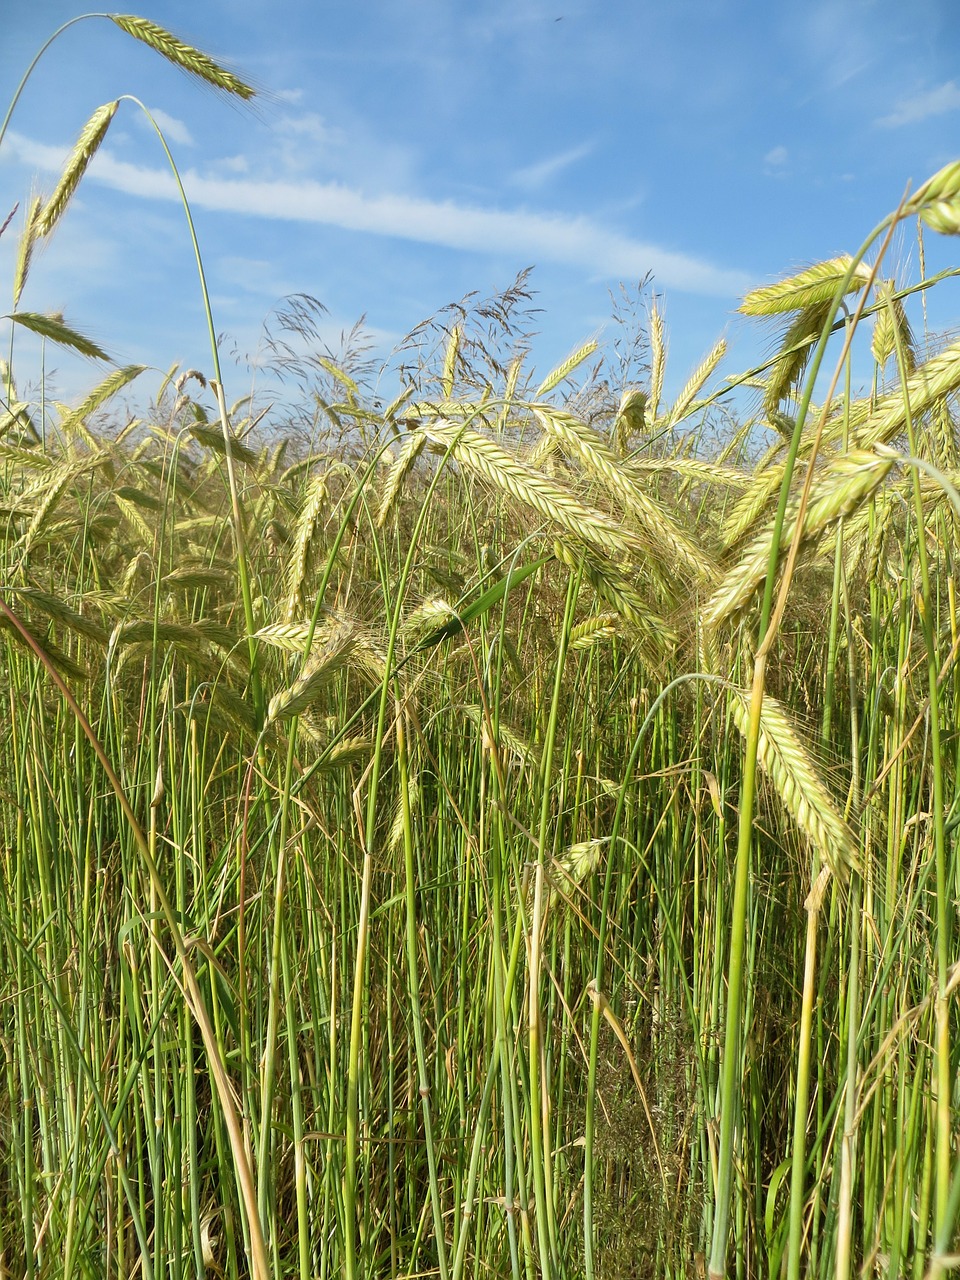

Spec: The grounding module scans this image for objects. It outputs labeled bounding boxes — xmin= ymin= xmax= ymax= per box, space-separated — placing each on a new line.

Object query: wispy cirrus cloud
xmin=877 ymin=81 xmax=960 ymax=128
xmin=509 ymin=142 xmax=594 ymax=191
xmin=5 ymin=131 xmax=752 ymax=298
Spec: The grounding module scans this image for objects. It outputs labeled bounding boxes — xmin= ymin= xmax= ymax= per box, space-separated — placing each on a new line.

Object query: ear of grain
xmin=727 ymin=686 xmax=859 ymax=881
xmin=57 ymin=366 xmax=147 ymax=440
xmin=189 ymin=422 xmax=258 ymax=465
xmin=553 ymin=538 xmax=677 ymax=661
xmin=704 ymin=450 xmax=893 ymax=629
xmin=377 ymin=432 xmax=426 ymax=528
xmin=569 ymin=612 xmax=619 ymax=650
xmin=614 ymin=387 xmax=648 ymax=452
xmin=857 ymin=339 xmax=960 ymax=447
xmin=720 ymin=462 xmax=787 ymax=552
xmin=110 ymin=16 xmax=256 ymax=99
xmin=9 ymin=312 xmax=110 ymax=362
xmin=12 ymin=588 xmax=108 ymax=646
xmin=871 ymin=280 xmax=917 ymax=373
xmin=534 ymin=407 xmax=712 ymax=583
xmin=440 ymin=325 xmax=461 ymax=399
xmin=649 ymin=303 xmax=666 ymax=421
xmin=266 ymin=626 xmax=357 ymax=724
xmin=668 ymin=337 xmax=727 ymax=426
xmin=422 ymin=420 xmax=641 ymax=559
xmin=285 ymin=472 xmax=329 ymax=621
xmin=740 ymin=256 xmax=872 ymax=316
xmin=13 ymin=195 xmax=43 ymax=309
xmin=36 ymin=102 xmax=119 ymax=239
xmin=535 ymin=340 xmax=599 ymax=397
xmin=762 ymin=301 xmax=833 ymax=415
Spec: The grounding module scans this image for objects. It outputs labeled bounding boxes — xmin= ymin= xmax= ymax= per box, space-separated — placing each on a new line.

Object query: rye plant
xmin=4 ymin=15 xmax=960 ymax=1280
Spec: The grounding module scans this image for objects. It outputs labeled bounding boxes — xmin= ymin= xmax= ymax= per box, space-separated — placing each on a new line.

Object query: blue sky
xmin=2 ymin=0 xmax=960 ymax=417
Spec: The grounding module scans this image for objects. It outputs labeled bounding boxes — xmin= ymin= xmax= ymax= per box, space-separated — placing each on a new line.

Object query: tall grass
xmin=3 ymin=17 xmax=960 ymax=1280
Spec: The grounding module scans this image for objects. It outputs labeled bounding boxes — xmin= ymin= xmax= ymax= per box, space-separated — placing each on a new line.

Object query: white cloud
xmin=510 ymin=143 xmax=594 ymax=190
xmin=764 ymin=145 xmax=788 ymax=167
xmin=6 ymin=131 xmax=752 ymax=298
xmin=142 ymin=108 xmax=195 ymax=148
xmin=877 ymin=81 xmax=960 ymax=127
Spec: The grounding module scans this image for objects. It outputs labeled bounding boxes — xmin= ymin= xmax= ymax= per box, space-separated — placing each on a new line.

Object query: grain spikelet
xmin=871 ymin=280 xmax=917 ymax=374
xmin=704 ymin=450 xmax=893 ymax=629
xmin=0 ymin=615 xmax=89 ymax=682
xmin=727 ymin=686 xmax=858 ymax=881
xmin=285 ymin=472 xmax=329 ymax=620
xmin=440 ymin=325 xmax=461 ymax=398
xmin=421 ymin=420 xmax=640 ymax=559
xmin=9 ymin=312 xmax=110 ymax=361
xmin=314 ymin=738 xmax=372 ymax=772
xmin=668 ymin=338 xmax=727 ymax=425
xmin=548 ymin=838 xmax=607 ymax=906
xmin=388 ymin=774 xmax=420 ymax=852
xmin=36 ymin=102 xmax=119 ymax=239
xmin=15 ymin=463 xmax=76 ymax=555
xmin=113 ymin=620 xmax=213 ymax=648
xmin=553 ymin=539 xmax=677 ymax=660
xmin=402 ymin=597 xmax=458 ymax=639
xmin=569 ymin=612 xmax=619 ymax=650
xmin=110 ymin=16 xmax=256 ymax=98
xmin=649 ymin=303 xmax=665 ymax=421
xmin=57 ymin=366 xmax=147 ymax=439
xmin=535 ymin=407 xmax=710 ymax=581
xmin=740 ymin=256 xmax=871 ymax=316
xmin=189 ymin=422 xmax=258 ymax=465
xmin=857 ymin=339 xmax=960 ymax=448
xmin=13 ymin=588 xmax=108 ymax=645
xmin=161 ymin=566 xmax=236 ymax=591
xmin=114 ymin=492 xmax=157 ymax=549
xmin=720 ymin=463 xmax=786 ymax=551
xmin=377 ymin=432 xmax=425 ymax=527
xmin=631 ymin=457 xmax=749 ymax=489
xmin=535 ymin=340 xmax=599 ymax=397
xmin=266 ymin=623 xmax=357 ymax=724
xmin=931 ymin=399 xmax=959 ymax=471
xmin=763 ymin=301 xmax=832 ymax=415
xmin=461 ymin=705 xmax=538 ymax=767
xmin=13 ymin=195 xmax=43 ymax=309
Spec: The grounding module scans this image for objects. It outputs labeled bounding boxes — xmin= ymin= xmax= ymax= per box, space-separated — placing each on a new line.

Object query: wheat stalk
xmin=535 ymin=340 xmax=599 ymax=397
xmin=285 ymin=472 xmax=329 ymax=621
xmin=871 ymin=280 xmax=917 ymax=374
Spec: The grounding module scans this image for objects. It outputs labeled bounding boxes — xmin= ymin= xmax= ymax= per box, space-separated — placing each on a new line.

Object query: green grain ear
xmin=109 ymin=14 xmax=256 ymax=98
